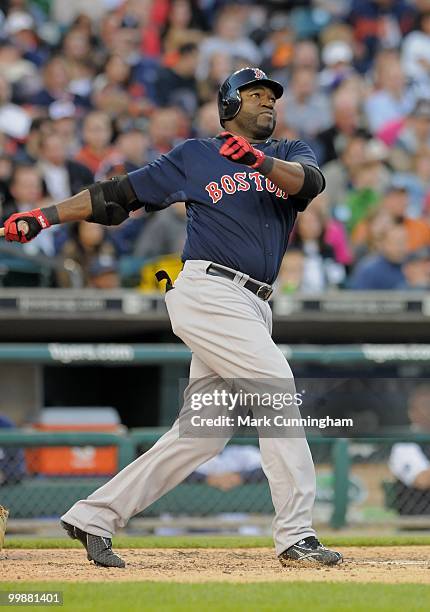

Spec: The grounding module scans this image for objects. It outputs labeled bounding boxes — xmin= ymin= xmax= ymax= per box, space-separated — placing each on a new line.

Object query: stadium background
xmin=1 ymin=1 xmax=430 ymax=609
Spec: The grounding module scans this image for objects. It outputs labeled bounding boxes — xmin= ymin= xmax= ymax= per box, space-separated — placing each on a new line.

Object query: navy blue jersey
xmin=128 ymin=137 xmax=322 ymax=284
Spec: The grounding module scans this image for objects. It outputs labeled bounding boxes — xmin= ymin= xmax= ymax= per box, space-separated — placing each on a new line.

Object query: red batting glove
xmin=218 ymin=131 xmax=266 ymax=169
xmin=3 ymin=209 xmax=51 ymax=243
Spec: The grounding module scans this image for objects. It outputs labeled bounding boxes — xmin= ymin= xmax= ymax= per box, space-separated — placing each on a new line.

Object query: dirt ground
xmin=1 ymin=547 xmax=430 ymax=584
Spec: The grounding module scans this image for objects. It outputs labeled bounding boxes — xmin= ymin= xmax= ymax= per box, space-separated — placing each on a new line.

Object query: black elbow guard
xmin=295 ymin=164 xmax=325 ymax=200
xmin=87 ymin=175 xmax=139 ymax=226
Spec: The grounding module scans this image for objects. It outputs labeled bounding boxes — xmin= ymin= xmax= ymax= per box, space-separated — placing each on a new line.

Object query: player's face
xmin=233 ymin=85 xmax=277 ymax=141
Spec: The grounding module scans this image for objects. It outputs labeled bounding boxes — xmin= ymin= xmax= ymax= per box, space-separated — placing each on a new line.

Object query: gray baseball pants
xmin=61 ymin=260 xmax=316 ymax=555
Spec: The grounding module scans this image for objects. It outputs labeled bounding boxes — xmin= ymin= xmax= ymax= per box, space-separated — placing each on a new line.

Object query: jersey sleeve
xmin=127 ymin=144 xmax=188 ymax=211
xmin=284 ymin=139 xmax=320 ymax=168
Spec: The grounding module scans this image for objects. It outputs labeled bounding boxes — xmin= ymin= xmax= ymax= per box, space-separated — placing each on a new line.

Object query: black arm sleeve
xmin=87 ymin=175 xmax=139 ymax=226
xmin=295 ymin=164 xmax=325 ymax=200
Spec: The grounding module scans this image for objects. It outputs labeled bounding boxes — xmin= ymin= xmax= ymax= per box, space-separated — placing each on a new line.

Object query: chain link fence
xmin=0 ymin=430 xmax=347 ymax=529
xmin=1 ymin=430 xmax=429 ymax=530
xmin=347 ymin=436 xmax=430 ymax=526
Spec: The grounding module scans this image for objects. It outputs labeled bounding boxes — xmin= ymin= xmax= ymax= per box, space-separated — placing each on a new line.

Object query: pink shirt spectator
xmin=377 ymin=117 xmax=406 ymax=147
xmin=324 ymin=220 xmax=353 ymax=265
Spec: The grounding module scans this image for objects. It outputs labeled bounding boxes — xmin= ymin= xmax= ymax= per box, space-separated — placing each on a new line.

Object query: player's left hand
xmin=3 ymin=209 xmax=51 ymax=243
xmin=218 ymin=131 xmax=266 ymax=169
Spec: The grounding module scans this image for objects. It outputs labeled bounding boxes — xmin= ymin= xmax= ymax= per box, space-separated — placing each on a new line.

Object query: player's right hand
xmin=3 ymin=209 xmax=51 ymax=243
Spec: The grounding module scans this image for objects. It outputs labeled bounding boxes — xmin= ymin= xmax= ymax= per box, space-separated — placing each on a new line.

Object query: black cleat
xmin=60 ymin=520 xmax=125 ymax=568
xmin=279 ymin=536 xmax=343 ymax=567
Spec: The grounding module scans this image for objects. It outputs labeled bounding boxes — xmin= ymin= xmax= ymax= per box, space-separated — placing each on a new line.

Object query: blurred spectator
xmin=291 ymin=39 xmax=319 ymax=72
xmin=28 ymin=55 xmax=90 ymax=109
xmin=61 ymin=26 xmax=95 ymax=100
xmin=348 ymin=223 xmax=407 ymax=289
xmin=353 ymin=178 xmax=430 ymax=253
xmin=92 ymin=53 xmax=150 ymax=119
xmin=0 ymin=414 xmax=26 ymax=485
xmin=187 ymin=445 xmax=264 ymax=490
xmin=378 ymin=99 xmax=430 ymax=170
xmin=389 ymin=385 xmax=430 ymax=515
xmin=161 ymin=0 xmax=206 ymax=54
xmin=379 ymin=179 xmax=430 ymax=250
xmin=400 ymin=246 xmax=430 ymax=290
xmin=0 ymin=73 xmax=31 ymax=140
xmin=323 ymin=133 xmax=368 ymax=213
xmin=147 ymin=107 xmax=185 ymax=159
xmin=198 ymin=51 xmax=232 ymax=106
xmin=281 ymin=66 xmax=332 ymax=140
xmin=56 ymin=221 xmax=117 ymax=287
xmin=3 ymin=163 xmax=54 ymax=256
xmin=260 ymin=13 xmax=296 ymax=75
xmin=311 ymin=192 xmax=354 ymax=266
xmin=364 ymin=51 xmax=415 ymax=134
xmin=341 ymin=148 xmax=388 ymax=233
xmin=49 ymin=101 xmax=80 ymax=156
xmin=350 ymin=207 xmax=395 ymax=260
xmin=3 ymin=9 xmax=47 ymax=67
xmin=198 ymin=6 xmax=261 ymax=80
xmin=75 ymin=111 xmax=114 ymax=176
xmin=195 ymin=101 xmax=221 ymax=138
xmin=401 ymin=10 xmax=430 ymax=88
xmin=118 ymin=0 xmax=168 ymax=59
xmin=51 ymin=0 xmax=119 ymax=28
xmin=320 ymin=40 xmax=356 ymax=91
xmin=0 ymin=40 xmax=37 ymax=94
xmin=290 ymin=207 xmax=346 ymax=292
xmin=87 ymin=255 xmax=121 ymax=290
xmin=348 ymin=0 xmax=416 ymax=72
xmin=155 ymin=42 xmax=199 ymax=115
xmin=392 ymin=147 xmax=430 ymax=218
xmin=13 ymin=117 xmax=53 ymax=164
xmin=134 ymin=202 xmax=187 ymax=258
xmin=315 ymin=85 xmax=362 ymax=164
xmin=103 ymin=128 xmax=149 ymax=175
xmin=38 ymin=132 xmax=94 ymax=201
xmin=276 ymin=248 xmax=305 ymax=294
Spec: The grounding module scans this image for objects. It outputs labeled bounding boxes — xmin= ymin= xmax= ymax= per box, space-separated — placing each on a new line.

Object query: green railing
xmin=0 ymin=343 xmax=430 ymax=364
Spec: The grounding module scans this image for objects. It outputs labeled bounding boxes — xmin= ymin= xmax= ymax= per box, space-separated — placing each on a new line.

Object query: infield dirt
xmin=1 ymin=547 xmax=430 ymax=584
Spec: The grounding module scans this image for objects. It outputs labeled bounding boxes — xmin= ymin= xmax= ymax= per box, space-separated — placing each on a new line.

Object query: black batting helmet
xmin=218 ymin=67 xmax=284 ymax=125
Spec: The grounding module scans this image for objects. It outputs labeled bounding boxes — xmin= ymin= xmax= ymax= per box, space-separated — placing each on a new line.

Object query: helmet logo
xmin=253 ymin=68 xmax=265 ymax=79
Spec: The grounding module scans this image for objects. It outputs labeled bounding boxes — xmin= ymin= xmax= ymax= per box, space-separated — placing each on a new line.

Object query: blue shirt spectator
xmin=349 ymin=224 xmax=408 ymax=289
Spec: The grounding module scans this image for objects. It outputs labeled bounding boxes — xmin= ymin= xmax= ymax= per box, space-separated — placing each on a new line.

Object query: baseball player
xmin=1 ymin=68 xmax=342 ymax=568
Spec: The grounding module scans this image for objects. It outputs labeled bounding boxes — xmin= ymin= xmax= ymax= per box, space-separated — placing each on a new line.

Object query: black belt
xmin=206 ymin=263 xmax=273 ymax=301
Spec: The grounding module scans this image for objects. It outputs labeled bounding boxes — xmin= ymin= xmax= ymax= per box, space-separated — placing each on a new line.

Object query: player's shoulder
xmin=268 ymin=137 xmax=318 ymax=165
xmin=272 ymin=137 xmax=314 ymax=154
xmin=178 ymin=137 xmax=219 ymax=151
xmin=181 ymin=137 xmax=217 ymax=147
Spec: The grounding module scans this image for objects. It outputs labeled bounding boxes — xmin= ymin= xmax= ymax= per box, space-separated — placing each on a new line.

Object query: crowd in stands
xmin=1 ymin=0 xmax=430 ymax=292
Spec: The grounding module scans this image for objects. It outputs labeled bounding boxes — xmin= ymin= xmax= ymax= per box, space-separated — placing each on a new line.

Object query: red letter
xmin=233 ymin=172 xmax=250 ymax=191
xmin=249 ymin=171 xmax=264 ymax=191
xmin=205 ymin=181 xmax=223 ymax=204
xmin=265 ymin=178 xmax=277 ymax=193
xmin=221 ymin=175 xmax=236 ymax=194
xmin=276 ymin=187 xmax=288 ymax=199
